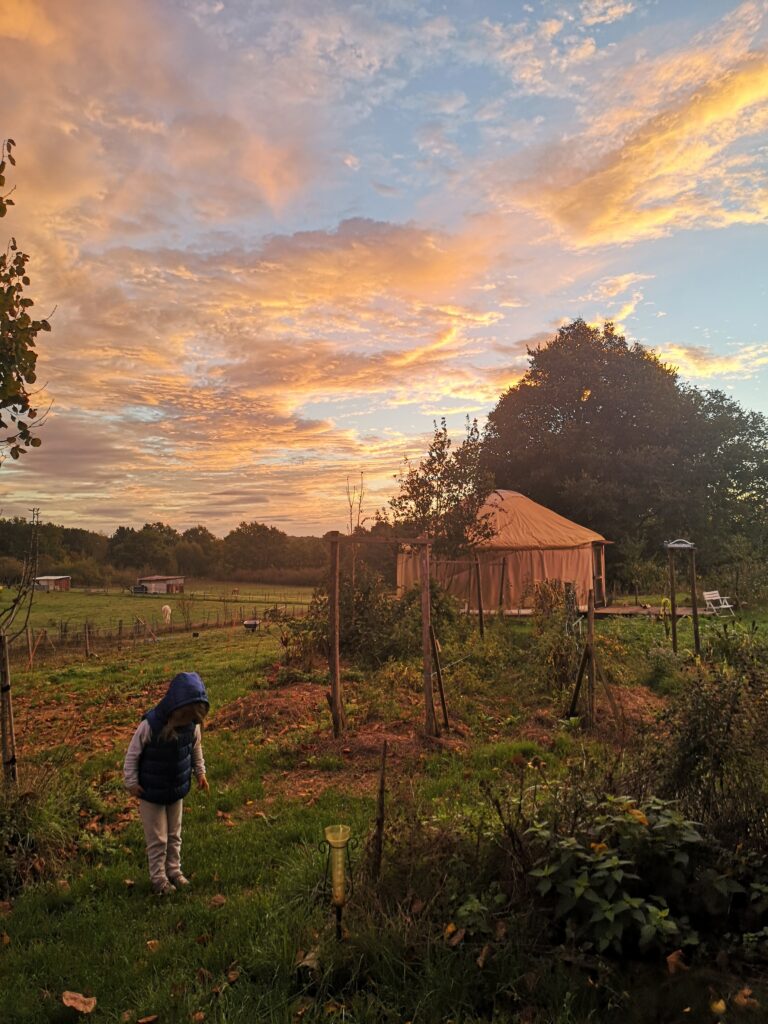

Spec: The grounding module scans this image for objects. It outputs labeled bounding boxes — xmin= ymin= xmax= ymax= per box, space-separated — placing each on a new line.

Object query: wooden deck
xmin=497 ymin=605 xmax=713 ymax=619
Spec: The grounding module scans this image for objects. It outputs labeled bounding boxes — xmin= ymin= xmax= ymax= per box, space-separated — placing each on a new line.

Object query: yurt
xmin=396 ymin=490 xmax=608 ymax=612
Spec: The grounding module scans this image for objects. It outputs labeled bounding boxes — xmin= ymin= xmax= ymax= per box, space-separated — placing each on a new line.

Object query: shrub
xmin=528 ymin=581 xmax=580 ymax=695
xmin=284 ymin=569 xmax=467 ymax=670
xmin=0 ymin=761 xmax=98 ymax=897
xmin=649 ymin=626 xmax=768 ymax=844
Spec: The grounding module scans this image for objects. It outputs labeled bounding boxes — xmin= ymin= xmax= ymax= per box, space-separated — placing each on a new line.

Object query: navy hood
xmin=144 ymin=671 xmax=209 ymax=734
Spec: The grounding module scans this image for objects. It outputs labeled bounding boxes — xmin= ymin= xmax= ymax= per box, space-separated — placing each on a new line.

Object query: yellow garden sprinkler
xmin=322 ymin=824 xmax=353 ymax=940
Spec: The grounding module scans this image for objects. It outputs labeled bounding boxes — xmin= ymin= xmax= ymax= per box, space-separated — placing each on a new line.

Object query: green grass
xmin=6 ymin=580 xmax=314 ymax=635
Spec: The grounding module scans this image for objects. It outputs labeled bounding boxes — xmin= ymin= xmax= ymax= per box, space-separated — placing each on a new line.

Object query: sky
xmin=1 ymin=0 xmax=767 ymax=536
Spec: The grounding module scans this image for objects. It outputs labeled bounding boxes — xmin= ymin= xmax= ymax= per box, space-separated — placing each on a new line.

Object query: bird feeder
xmin=322 ymin=824 xmax=353 ymax=939
xmin=663 ymin=539 xmax=700 ymax=656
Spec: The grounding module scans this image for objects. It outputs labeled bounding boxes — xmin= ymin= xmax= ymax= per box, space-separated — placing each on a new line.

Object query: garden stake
xmin=0 ymin=631 xmax=18 ymax=784
xmin=371 ymin=741 xmax=387 ymax=882
xmin=430 ymin=625 xmax=450 ymax=730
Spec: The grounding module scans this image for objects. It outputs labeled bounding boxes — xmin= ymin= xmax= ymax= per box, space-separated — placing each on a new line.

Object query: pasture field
xmin=1 ymin=609 xmax=767 ymax=1023
xmin=5 ymin=581 xmax=315 ymax=635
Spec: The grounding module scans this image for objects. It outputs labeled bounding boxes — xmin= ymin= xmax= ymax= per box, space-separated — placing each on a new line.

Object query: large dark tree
xmin=483 ymin=320 xmax=768 ymax=565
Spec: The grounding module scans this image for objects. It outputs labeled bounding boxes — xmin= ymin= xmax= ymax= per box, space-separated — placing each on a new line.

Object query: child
xmin=124 ymin=671 xmax=210 ymax=895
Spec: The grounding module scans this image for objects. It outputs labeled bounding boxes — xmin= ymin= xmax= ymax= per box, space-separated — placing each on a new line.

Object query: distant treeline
xmin=0 ymin=517 xmax=401 ymax=589
xmin=0 ymin=519 xmax=329 ymax=587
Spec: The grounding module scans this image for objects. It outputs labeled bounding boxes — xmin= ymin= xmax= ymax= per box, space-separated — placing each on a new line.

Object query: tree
xmin=223 ymin=521 xmax=288 ymax=572
xmin=1 ymin=140 xmax=50 ymax=463
xmin=483 ymin=319 xmax=768 ymax=564
xmin=385 ymin=417 xmax=494 ymax=555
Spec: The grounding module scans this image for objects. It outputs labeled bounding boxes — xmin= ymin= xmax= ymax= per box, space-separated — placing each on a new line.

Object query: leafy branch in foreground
xmin=1 ymin=139 xmax=51 ymax=464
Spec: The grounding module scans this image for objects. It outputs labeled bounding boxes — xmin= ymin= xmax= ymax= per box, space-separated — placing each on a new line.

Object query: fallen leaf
xmin=226 ymin=969 xmax=240 ymax=983
xmin=1 ymin=932 xmax=10 ymax=946
xmin=0 ymin=901 xmax=11 ymax=916
xmin=123 ymin=879 xmax=135 ymax=889
xmin=62 ymin=991 xmax=97 ymax=1013
xmin=411 ymin=898 xmax=425 ymax=916
xmin=448 ymin=927 xmax=466 ymax=948
xmin=209 ymin=894 xmax=227 ymax=908
xmin=191 ymin=1013 xmax=206 ymax=1022
xmin=146 ymin=939 xmax=160 ymax=952
xmin=195 ymin=933 xmax=212 ymax=946
xmin=627 ymin=808 xmax=649 ymax=826
xmin=476 ymin=943 xmax=492 ymax=969
xmin=57 ymin=879 xmax=71 ymax=892
xmin=121 ymin=1012 xmax=132 ymax=1022
xmin=443 ymin=922 xmax=457 ymax=940
xmin=710 ymin=999 xmax=727 ymax=1015
xmin=137 ymin=1016 xmax=159 ymax=1023
xmin=734 ymin=987 xmax=760 ymax=1010
xmin=666 ymin=949 xmax=689 ymax=975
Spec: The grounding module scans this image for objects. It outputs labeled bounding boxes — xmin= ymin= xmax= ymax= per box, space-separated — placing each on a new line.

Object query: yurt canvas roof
xmin=477 ymin=490 xmax=607 ymax=551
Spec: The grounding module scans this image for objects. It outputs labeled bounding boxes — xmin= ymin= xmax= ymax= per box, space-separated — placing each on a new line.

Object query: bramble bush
xmin=284 ymin=567 xmax=467 ymax=670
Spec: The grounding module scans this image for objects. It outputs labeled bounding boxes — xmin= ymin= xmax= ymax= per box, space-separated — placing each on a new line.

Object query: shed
xmin=396 ymin=490 xmax=608 ymax=611
xmin=136 ymin=575 xmax=185 ymax=594
xmin=34 ymin=575 xmax=72 ymax=592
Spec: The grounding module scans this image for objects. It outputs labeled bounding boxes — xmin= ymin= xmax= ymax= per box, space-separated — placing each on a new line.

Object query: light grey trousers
xmin=138 ymin=798 xmax=183 ymax=886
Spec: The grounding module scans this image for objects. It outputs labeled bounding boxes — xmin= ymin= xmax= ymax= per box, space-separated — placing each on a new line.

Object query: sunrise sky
xmin=1 ymin=0 xmax=767 ymax=535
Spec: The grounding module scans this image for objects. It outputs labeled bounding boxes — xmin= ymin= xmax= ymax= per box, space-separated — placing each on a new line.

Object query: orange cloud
xmin=656 ymin=343 xmax=768 ymax=379
xmin=514 ymin=52 xmax=768 ymax=246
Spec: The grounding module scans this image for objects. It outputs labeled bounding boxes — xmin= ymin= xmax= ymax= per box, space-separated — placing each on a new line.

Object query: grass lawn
xmin=1 ymin=612 xmax=767 ymax=1022
xmin=3 ymin=581 xmax=315 ymax=636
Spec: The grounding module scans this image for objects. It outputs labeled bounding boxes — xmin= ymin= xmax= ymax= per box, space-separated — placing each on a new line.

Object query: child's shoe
xmin=152 ymin=879 xmax=176 ymax=896
xmin=169 ymin=873 xmax=191 ymax=888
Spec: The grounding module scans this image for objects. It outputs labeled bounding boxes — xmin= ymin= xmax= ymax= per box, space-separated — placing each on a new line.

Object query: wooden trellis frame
xmin=326 ymin=532 xmax=441 ymax=738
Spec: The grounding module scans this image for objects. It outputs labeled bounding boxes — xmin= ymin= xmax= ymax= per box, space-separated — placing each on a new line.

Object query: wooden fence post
xmin=430 ymin=625 xmax=449 ymax=730
xmin=26 ymin=627 xmax=33 ymax=666
xmin=690 ymin=548 xmax=701 ymax=657
xmin=84 ymin=621 xmax=91 ymax=659
xmin=586 ymin=589 xmax=596 ymax=725
xmin=498 ymin=556 xmax=507 ymax=613
xmin=420 ymin=540 xmax=439 ymax=737
xmin=0 ymin=631 xmax=18 ymax=784
xmin=117 ymin=619 xmax=123 ymax=651
xmin=327 ymin=533 xmax=346 ymax=738
xmin=668 ymin=549 xmax=678 ymax=654
xmin=474 ymin=555 xmax=485 ymax=639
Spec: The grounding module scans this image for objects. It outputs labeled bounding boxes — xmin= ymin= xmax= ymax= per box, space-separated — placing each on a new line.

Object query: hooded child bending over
xmin=124 ymin=671 xmax=210 ymax=895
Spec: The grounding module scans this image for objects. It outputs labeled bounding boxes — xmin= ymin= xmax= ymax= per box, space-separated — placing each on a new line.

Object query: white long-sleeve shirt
xmin=123 ymin=721 xmax=206 ymax=792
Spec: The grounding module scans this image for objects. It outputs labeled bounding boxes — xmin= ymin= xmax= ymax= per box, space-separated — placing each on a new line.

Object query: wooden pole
xmin=668 ymin=549 xmax=678 ymax=654
xmin=587 ymin=589 xmax=596 ymax=726
xmin=27 ymin=630 xmax=44 ymax=670
xmin=567 ymin=645 xmax=590 ymax=718
xmin=420 ymin=541 xmax=439 ymax=737
xmin=0 ymin=632 xmax=18 ymax=783
xmin=25 ymin=627 xmax=33 ymax=666
xmin=371 ymin=740 xmax=387 ymax=882
xmin=328 ymin=534 xmax=345 ymax=738
xmin=474 ymin=555 xmax=485 ymax=638
xmin=690 ymin=548 xmax=701 ymax=657
xmin=84 ymin=621 xmax=91 ymax=659
xmin=430 ymin=625 xmax=450 ymax=730
xmin=117 ymin=619 xmax=123 ymax=651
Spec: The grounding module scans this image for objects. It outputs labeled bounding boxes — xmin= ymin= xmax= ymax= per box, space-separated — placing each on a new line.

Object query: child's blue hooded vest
xmin=138 ymin=672 xmax=209 ymax=805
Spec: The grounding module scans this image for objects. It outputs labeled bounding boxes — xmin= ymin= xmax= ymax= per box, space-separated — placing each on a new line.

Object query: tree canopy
xmin=385 ymin=417 xmax=494 ymax=555
xmin=483 ymin=319 xmax=768 ymax=566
